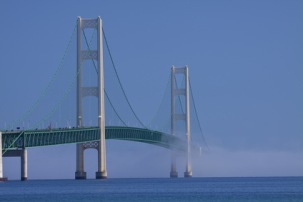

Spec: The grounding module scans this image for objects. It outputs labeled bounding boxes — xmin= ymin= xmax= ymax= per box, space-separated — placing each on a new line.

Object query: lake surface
xmin=0 ymin=177 xmax=302 ymax=202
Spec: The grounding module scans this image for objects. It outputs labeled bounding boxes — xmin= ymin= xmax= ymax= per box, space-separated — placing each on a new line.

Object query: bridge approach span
xmin=2 ymin=126 xmax=186 ymax=151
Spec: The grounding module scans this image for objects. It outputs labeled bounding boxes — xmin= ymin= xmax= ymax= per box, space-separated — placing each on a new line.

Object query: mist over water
xmin=3 ymin=141 xmax=172 ymax=180
xmin=193 ymin=147 xmax=303 ymax=177
xmin=3 ymin=140 xmax=302 ymax=180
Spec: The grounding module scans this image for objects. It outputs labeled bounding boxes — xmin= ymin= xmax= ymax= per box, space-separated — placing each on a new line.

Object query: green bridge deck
xmin=1 ymin=126 xmax=186 ymax=151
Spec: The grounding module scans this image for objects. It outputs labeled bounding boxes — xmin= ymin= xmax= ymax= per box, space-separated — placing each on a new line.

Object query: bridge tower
xmin=75 ymin=17 xmax=107 ymax=179
xmin=170 ymin=65 xmax=192 ymax=178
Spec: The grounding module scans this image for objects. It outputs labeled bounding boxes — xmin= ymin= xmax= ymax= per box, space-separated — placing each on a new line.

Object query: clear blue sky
xmin=0 ymin=0 xmax=302 ymax=179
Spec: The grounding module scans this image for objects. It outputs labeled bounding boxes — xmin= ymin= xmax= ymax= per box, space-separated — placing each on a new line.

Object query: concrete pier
xmin=170 ymin=152 xmax=178 ymax=178
xmin=75 ymin=143 xmax=86 ymax=179
xmin=21 ymin=149 xmax=27 ymax=181
xmin=96 ymin=171 xmax=107 ymax=179
xmin=75 ymin=171 xmax=87 ymax=180
xmin=3 ymin=149 xmax=28 ymax=181
xmin=0 ymin=132 xmax=8 ymax=181
xmin=96 ymin=138 xmax=107 ymax=179
xmin=184 ymin=171 xmax=192 ymax=178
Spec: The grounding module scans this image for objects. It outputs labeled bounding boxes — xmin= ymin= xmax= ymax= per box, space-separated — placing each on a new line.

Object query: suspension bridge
xmin=0 ymin=17 xmax=206 ymax=181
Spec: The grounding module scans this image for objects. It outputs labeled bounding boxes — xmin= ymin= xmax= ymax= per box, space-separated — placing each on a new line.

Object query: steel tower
xmin=75 ymin=17 xmax=107 ymax=179
xmin=170 ymin=65 xmax=192 ymax=178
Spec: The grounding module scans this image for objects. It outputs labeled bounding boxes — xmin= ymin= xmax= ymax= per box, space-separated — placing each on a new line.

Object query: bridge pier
xmin=184 ymin=132 xmax=192 ymax=178
xmin=96 ymin=171 xmax=107 ymax=179
xmin=96 ymin=139 xmax=107 ymax=179
xmin=75 ymin=171 xmax=87 ymax=180
xmin=0 ymin=132 xmax=8 ymax=181
xmin=21 ymin=148 xmax=27 ymax=181
xmin=1 ymin=147 xmax=28 ymax=181
xmin=75 ymin=144 xmax=86 ymax=179
xmin=170 ymin=152 xmax=178 ymax=178
xmin=75 ymin=141 xmax=108 ymax=180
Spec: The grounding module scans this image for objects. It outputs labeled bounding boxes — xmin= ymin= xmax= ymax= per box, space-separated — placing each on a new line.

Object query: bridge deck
xmin=1 ymin=126 xmax=186 ymax=151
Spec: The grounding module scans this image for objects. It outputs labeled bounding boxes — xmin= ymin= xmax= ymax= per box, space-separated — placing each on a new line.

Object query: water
xmin=0 ymin=177 xmax=302 ymax=202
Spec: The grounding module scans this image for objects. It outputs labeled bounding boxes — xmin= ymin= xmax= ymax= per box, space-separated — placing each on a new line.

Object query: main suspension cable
xmin=189 ymin=78 xmax=208 ymax=149
xmin=82 ymin=29 xmax=98 ymax=74
xmin=104 ymin=90 xmax=127 ymax=126
xmin=9 ymin=20 xmax=78 ymax=130
xmin=102 ymin=28 xmax=146 ymax=128
xmin=82 ymin=27 xmax=128 ymax=127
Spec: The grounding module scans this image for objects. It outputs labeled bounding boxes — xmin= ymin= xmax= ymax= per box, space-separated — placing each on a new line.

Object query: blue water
xmin=0 ymin=177 xmax=302 ymax=202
